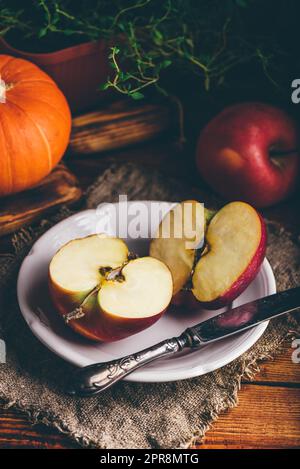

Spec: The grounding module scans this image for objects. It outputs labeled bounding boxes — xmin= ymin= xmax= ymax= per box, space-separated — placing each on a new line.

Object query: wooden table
xmin=0 ymin=138 xmax=299 ymax=449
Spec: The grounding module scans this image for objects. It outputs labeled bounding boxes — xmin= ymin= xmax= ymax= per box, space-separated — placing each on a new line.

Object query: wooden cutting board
xmin=0 ymin=164 xmax=82 ymax=237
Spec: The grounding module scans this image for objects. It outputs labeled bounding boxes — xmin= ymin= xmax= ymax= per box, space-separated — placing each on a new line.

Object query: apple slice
xmin=150 ymin=200 xmax=205 ymax=295
xmin=192 ymin=201 xmax=267 ymax=308
xmin=49 ymin=235 xmax=173 ymax=341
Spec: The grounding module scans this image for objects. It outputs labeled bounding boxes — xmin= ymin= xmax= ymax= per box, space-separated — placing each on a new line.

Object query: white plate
xmin=17 ymin=201 xmax=276 ymax=383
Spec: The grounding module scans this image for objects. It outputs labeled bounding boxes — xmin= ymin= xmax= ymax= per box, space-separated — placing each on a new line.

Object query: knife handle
xmin=66 ymin=334 xmax=190 ymax=396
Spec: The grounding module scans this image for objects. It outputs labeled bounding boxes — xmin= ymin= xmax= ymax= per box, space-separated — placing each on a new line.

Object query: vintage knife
xmin=67 ymin=287 xmax=300 ymax=396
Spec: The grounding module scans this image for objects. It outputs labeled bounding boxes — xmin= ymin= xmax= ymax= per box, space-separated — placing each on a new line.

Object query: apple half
xmin=150 ymin=200 xmax=205 ymax=296
xmin=192 ymin=201 xmax=267 ymax=308
xmin=49 ymin=235 xmax=173 ymax=341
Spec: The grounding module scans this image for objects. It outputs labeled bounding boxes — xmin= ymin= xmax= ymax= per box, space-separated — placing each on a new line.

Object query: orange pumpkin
xmin=0 ymin=55 xmax=71 ymax=196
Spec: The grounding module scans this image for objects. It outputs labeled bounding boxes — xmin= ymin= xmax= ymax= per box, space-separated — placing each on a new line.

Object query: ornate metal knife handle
xmin=66 ymin=333 xmax=192 ymax=397
xmin=66 ymin=286 xmax=300 ymax=396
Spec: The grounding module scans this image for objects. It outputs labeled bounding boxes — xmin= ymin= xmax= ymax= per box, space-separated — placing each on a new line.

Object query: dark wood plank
xmin=69 ymin=100 xmax=174 ymax=155
xmin=0 ymin=409 xmax=78 ymax=449
xmin=198 ymin=384 xmax=300 ymax=449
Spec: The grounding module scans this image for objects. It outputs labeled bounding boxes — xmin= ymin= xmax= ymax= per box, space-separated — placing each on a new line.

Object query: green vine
xmin=0 ymin=0 xmax=288 ymax=98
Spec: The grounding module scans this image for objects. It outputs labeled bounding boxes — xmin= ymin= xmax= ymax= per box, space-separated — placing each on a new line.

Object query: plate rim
xmin=17 ymin=204 xmax=276 ymax=383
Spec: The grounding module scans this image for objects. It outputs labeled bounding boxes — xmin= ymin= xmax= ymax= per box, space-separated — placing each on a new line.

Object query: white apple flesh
xmin=150 ymin=200 xmax=205 ymax=295
xmin=192 ymin=201 xmax=267 ymax=308
xmin=49 ymin=235 xmax=173 ymax=341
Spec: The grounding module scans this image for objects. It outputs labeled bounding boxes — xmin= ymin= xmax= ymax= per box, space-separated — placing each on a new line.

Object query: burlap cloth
xmin=0 ymin=162 xmax=299 ymax=449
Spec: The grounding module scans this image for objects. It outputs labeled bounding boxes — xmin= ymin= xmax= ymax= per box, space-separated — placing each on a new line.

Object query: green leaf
xmin=186 ymin=38 xmax=194 ymax=48
xmin=38 ymin=27 xmax=48 ymax=38
xmin=130 ymin=91 xmax=144 ymax=100
xmin=99 ymin=82 xmax=110 ymax=91
xmin=153 ymin=29 xmax=163 ymax=45
xmin=160 ymin=59 xmax=172 ymax=69
xmin=119 ymin=72 xmax=131 ymax=82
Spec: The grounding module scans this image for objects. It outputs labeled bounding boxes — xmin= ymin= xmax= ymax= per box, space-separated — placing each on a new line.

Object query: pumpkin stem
xmin=0 ymin=76 xmax=13 ymax=102
xmin=0 ymin=77 xmax=5 ymax=102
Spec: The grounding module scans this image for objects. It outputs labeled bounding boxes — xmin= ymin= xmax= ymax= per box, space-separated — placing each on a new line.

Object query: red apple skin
xmin=196 ymin=102 xmax=299 ymax=208
xmin=49 ymin=278 xmax=166 ymax=342
xmin=194 ymin=212 xmax=267 ymax=310
xmin=171 ymin=290 xmax=187 ymax=307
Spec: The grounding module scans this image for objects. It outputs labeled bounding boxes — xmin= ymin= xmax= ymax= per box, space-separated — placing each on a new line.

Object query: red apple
xmin=49 ymin=235 xmax=173 ymax=342
xmin=196 ymin=102 xmax=299 ymax=208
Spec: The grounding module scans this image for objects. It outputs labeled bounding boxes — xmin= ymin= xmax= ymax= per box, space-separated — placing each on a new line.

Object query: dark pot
xmin=0 ymin=36 xmax=110 ymax=113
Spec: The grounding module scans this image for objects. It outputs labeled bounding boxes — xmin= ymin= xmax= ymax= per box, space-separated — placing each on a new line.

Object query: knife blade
xmin=67 ymin=287 xmax=300 ymax=396
xmin=187 ymin=286 xmax=300 ymax=346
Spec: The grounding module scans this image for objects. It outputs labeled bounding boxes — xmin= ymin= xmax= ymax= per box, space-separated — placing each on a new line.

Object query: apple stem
xmin=63 ymin=285 xmax=100 ymax=324
xmin=269 ymin=148 xmax=298 ymax=157
xmin=269 ymin=148 xmax=299 ymax=169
